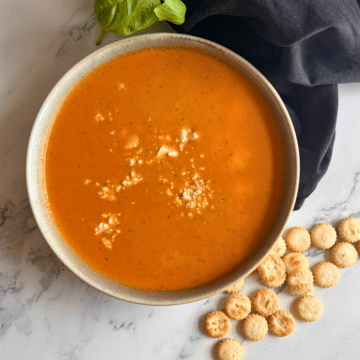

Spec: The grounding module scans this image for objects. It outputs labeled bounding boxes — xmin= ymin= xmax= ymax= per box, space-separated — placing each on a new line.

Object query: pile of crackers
xmin=204 ymin=217 xmax=360 ymax=360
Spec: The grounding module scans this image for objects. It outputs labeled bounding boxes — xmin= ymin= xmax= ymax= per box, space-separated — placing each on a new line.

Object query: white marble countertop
xmin=1 ymin=1 xmax=360 ymax=359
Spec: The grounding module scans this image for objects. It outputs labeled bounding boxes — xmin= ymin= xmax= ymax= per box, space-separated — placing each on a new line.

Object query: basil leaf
xmin=94 ymin=0 xmax=187 ymax=45
xmin=154 ymin=0 xmax=186 ymax=25
xmin=94 ymin=0 xmax=161 ymax=44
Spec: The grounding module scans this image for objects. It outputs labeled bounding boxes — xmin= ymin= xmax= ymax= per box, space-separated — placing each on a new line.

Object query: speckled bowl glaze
xmin=26 ymin=33 xmax=299 ymax=305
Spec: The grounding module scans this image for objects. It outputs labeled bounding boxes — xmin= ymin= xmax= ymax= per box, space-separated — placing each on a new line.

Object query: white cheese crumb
xmin=179 ymin=129 xmax=188 ymax=142
xmin=189 ymin=132 xmax=199 ymax=140
xmin=84 ymin=179 xmax=91 ymax=185
xmin=182 ymin=189 xmax=192 ymax=201
xmin=159 ymin=176 xmax=168 ymax=183
xmin=121 ymin=170 xmax=143 ymax=188
xmin=98 ymin=185 xmax=117 ymax=201
xmin=174 ymin=196 xmax=183 ymax=206
xmin=157 ymin=145 xmax=178 ymax=158
xmin=168 ymin=151 xmax=178 ymax=157
xmin=125 ymin=135 xmax=139 ymax=149
xmin=95 ymin=113 xmax=105 ymax=122
xmin=95 ymin=213 xmax=121 ymax=248
xmin=102 ymin=238 xmax=113 ymax=249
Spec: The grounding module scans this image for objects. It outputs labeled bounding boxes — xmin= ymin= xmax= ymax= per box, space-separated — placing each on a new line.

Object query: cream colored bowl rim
xmin=26 ymin=33 xmax=299 ymax=306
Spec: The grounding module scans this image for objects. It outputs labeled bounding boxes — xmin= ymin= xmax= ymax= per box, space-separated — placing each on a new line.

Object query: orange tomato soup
xmin=45 ymin=47 xmax=285 ymax=290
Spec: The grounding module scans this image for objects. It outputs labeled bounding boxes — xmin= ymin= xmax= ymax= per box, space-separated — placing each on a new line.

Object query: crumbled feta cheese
xmin=189 ymin=132 xmax=199 ymax=140
xmin=125 ymin=135 xmax=139 ymax=149
xmin=95 ymin=113 xmax=105 ymax=122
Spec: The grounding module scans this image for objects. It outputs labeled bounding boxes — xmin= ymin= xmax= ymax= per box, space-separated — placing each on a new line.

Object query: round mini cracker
xmin=251 ymin=289 xmax=279 ymax=317
xmin=225 ymin=278 xmax=245 ymax=293
xmin=296 ymin=295 xmax=323 ymax=322
xmin=285 ymin=227 xmax=311 ymax=252
xmin=287 ymin=268 xmax=314 ymax=296
xmin=205 ymin=311 xmax=231 ymax=338
xmin=268 ymin=310 xmax=296 ymax=337
xmin=217 ymin=339 xmax=243 ymax=360
xmin=257 ymin=254 xmax=286 ymax=288
xmin=310 ymin=223 xmax=337 ymax=249
xmin=331 ymin=242 xmax=358 ymax=268
xmin=271 ymin=236 xmax=287 ymax=258
xmin=338 ymin=217 xmax=360 ymax=243
xmin=282 ymin=252 xmax=309 ymax=275
xmin=313 ymin=261 xmax=340 ymax=288
xmin=224 ymin=294 xmax=251 ymax=320
xmin=241 ymin=313 xmax=268 ymax=341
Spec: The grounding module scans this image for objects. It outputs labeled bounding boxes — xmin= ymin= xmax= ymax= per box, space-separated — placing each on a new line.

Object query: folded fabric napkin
xmin=173 ymin=0 xmax=360 ymax=209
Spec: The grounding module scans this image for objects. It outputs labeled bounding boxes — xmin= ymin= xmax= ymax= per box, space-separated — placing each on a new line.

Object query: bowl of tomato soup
xmin=27 ymin=33 xmax=299 ymax=305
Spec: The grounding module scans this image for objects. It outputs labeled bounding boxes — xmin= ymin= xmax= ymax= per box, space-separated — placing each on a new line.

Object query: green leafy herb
xmin=154 ymin=0 xmax=186 ymax=24
xmin=94 ymin=0 xmax=187 ymax=45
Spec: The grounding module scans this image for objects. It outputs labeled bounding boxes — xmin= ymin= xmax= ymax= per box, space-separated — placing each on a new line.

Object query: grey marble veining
xmin=1 ymin=1 xmax=360 ymax=359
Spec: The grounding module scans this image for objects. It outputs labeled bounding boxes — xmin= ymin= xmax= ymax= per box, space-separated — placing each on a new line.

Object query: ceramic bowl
xmin=26 ymin=33 xmax=299 ymax=305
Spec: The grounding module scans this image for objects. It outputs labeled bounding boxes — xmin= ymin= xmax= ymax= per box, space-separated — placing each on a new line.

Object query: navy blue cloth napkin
xmin=173 ymin=0 xmax=360 ymax=210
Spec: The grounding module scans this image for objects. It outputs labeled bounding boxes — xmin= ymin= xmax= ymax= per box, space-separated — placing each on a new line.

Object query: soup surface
xmin=45 ymin=47 xmax=285 ymax=290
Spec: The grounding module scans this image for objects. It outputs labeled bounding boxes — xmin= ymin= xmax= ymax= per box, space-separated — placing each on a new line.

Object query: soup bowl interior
xmin=26 ymin=33 xmax=299 ymax=305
